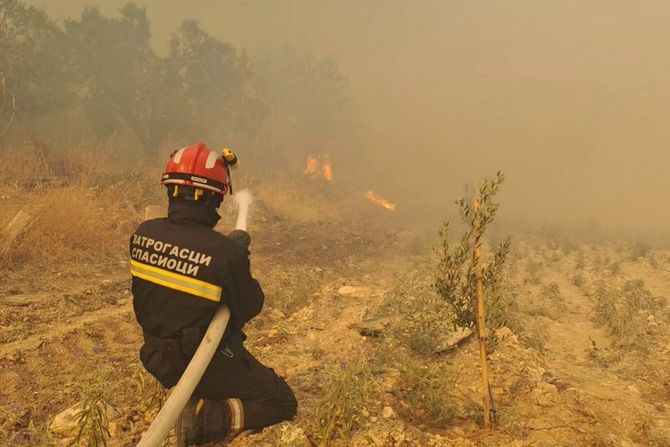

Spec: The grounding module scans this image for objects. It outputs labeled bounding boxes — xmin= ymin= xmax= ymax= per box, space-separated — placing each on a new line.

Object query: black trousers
xmin=193 ymin=346 xmax=297 ymax=431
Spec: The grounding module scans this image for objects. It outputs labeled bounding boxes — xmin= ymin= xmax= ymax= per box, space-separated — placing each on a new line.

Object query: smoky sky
xmin=28 ymin=0 xmax=670 ymax=236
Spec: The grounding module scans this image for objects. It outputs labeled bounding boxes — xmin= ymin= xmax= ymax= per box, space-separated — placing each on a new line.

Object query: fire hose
xmin=137 ymin=190 xmax=253 ymax=447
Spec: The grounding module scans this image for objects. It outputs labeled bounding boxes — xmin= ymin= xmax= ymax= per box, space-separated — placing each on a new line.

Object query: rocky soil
xmin=2 ymin=208 xmax=670 ymax=447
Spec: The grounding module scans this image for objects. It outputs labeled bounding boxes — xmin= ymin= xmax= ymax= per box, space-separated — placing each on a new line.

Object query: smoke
xmin=24 ymin=0 xmax=670 ymax=239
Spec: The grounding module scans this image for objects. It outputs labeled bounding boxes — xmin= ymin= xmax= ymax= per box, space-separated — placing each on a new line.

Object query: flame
xmin=305 ymin=155 xmax=319 ymax=176
xmin=305 ymin=155 xmax=334 ymax=181
xmin=322 ymin=163 xmax=333 ymax=181
xmin=364 ymin=190 xmax=396 ymax=211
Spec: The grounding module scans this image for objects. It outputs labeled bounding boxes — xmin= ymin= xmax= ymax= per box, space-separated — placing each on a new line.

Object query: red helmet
xmin=161 ymin=143 xmax=230 ymax=195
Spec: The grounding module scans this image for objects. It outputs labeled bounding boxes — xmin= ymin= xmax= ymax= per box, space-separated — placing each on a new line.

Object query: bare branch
xmin=0 ymin=71 xmax=16 ymax=138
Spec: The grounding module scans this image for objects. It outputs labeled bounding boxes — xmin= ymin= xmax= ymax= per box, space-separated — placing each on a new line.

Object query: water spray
xmin=234 ymin=189 xmax=253 ymax=232
xmin=228 ymin=190 xmax=253 ymax=248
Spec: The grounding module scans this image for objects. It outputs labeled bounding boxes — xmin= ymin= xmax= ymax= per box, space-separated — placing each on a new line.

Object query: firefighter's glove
xmin=228 ymin=229 xmax=251 ymax=249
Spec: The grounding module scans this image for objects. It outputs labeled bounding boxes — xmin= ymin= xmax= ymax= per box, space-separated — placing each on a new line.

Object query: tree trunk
xmin=472 ymin=196 xmax=495 ymax=428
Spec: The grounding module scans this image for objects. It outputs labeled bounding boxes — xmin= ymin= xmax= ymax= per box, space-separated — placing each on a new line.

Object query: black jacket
xmin=130 ymin=201 xmax=264 ymax=387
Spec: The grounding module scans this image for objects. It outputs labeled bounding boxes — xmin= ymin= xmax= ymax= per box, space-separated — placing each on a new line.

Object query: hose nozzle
xmin=228 ymin=229 xmax=251 ymax=248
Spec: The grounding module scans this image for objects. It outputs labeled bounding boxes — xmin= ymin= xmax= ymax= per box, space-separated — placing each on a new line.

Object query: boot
xmin=175 ymin=396 xmax=204 ymax=446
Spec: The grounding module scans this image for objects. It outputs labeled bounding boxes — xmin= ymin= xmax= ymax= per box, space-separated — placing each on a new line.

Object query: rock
xmin=391 ymin=431 xmax=407 ymax=442
xmin=269 ymin=308 xmax=286 ymax=319
xmin=626 ymin=384 xmax=640 ymax=394
xmin=427 ymin=434 xmax=477 ymax=446
xmin=440 ymin=327 xmax=474 ymax=351
xmin=50 ymin=402 xmax=120 ymax=439
xmin=530 ymin=382 xmax=559 ymax=407
xmin=279 ymin=423 xmax=311 ymax=446
xmin=0 ymin=293 xmax=48 ymax=307
xmin=267 ymin=328 xmax=279 ymax=338
xmin=354 ymin=431 xmax=385 ymax=446
xmin=337 ymin=285 xmax=370 ymax=298
xmin=349 ymin=317 xmax=389 ymax=337
xmin=494 ymin=326 xmax=519 ymax=345
xmin=381 ymin=406 xmax=395 ymax=419
xmin=108 ymin=421 xmax=118 ymax=438
xmin=144 ymin=408 xmax=157 ymax=423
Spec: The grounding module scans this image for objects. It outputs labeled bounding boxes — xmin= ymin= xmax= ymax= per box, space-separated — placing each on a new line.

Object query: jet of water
xmin=234 ymin=189 xmax=253 ymax=231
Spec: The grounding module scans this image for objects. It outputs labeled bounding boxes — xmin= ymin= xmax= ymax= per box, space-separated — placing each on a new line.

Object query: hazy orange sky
xmin=27 ymin=0 xmax=670 ymax=235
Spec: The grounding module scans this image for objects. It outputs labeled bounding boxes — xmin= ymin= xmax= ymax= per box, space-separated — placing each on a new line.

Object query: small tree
xmin=63 ymin=6 xmax=262 ymax=156
xmin=63 ymin=3 xmax=162 ymax=154
xmin=162 ymin=20 xmax=263 ymax=146
xmin=0 ymin=0 xmax=69 ymax=132
xmin=434 ymin=171 xmax=510 ymax=428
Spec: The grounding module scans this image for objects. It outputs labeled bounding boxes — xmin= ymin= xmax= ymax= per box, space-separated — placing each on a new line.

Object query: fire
xmin=305 ymin=155 xmax=319 ymax=176
xmin=305 ymin=154 xmax=333 ymax=181
xmin=322 ymin=163 xmax=333 ymax=181
xmin=364 ymin=190 xmax=396 ymax=211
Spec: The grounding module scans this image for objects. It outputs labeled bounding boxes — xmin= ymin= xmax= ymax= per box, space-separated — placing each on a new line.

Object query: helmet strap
xmin=167 ymin=185 xmax=223 ymax=208
xmin=226 ymin=164 xmax=233 ymax=195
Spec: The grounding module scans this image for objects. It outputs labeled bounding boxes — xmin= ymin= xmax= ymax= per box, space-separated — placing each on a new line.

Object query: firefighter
xmin=130 ymin=143 xmax=297 ymax=445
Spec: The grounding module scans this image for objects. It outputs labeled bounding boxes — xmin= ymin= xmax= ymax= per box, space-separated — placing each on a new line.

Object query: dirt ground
xmin=1 ymin=193 xmax=670 ymax=447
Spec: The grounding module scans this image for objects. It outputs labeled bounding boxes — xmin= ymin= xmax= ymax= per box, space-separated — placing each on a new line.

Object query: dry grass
xmin=631 ymin=413 xmax=670 ymax=447
xmin=0 ymin=144 xmax=349 ymax=269
xmin=254 ymin=185 xmax=336 ymax=224
xmin=258 ymin=267 xmax=323 ymax=314
xmin=0 ymin=141 xmax=138 ymax=186
xmin=0 ymin=143 xmax=354 ymax=271
xmin=1 ymin=187 xmax=126 ymax=265
xmin=396 ymin=361 xmax=459 ymax=427
xmin=244 ymin=162 xmax=366 ymax=225
xmin=0 ymin=146 xmax=163 ymax=269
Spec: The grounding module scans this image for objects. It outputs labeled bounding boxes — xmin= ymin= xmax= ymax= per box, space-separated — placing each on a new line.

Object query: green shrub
xmin=315 ymin=359 xmax=379 ymax=445
xmin=524 ymin=259 xmax=544 ymax=285
xmin=592 ymin=279 xmax=663 ymax=347
xmin=434 ymin=172 xmax=511 ymax=350
xmin=629 ymin=240 xmax=650 ymax=261
xmin=397 ymin=362 xmax=458 ymax=427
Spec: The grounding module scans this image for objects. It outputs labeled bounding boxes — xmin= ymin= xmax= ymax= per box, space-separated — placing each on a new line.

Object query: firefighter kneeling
xmin=130 ymin=143 xmax=297 ymax=445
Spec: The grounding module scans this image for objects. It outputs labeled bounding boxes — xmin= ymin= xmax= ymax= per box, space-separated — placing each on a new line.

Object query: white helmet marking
xmin=173 ymin=147 xmax=187 ymax=164
xmin=205 ymin=150 xmax=218 ymax=169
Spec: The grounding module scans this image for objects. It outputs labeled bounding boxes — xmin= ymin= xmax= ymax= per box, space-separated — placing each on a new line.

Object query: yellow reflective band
xmin=227 ymin=398 xmax=244 ymax=431
xmin=130 ymin=259 xmax=222 ymax=302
